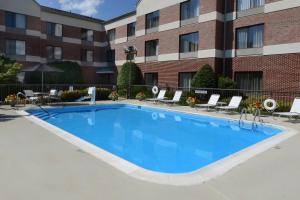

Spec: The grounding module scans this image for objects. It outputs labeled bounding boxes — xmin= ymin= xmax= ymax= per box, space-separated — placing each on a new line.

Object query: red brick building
xmin=1 ymin=0 xmax=300 ymax=91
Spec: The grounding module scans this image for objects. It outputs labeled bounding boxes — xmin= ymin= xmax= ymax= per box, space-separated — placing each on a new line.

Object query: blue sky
xmin=37 ymin=0 xmax=138 ymax=20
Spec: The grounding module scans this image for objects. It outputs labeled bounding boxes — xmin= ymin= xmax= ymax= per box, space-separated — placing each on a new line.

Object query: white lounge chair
xmin=195 ymin=94 xmax=220 ymax=109
xmin=48 ymin=89 xmax=63 ymax=102
xmin=160 ymin=90 xmax=182 ymax=104
xmin=216 ymin=96 xmax=242 ymax=112
xmin=273 ymin=97 xmax=300 ymax=119
xmin=146 ymin=89 xmax=166 ymax=102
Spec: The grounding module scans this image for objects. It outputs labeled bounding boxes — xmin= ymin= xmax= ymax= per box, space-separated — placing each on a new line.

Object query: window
xmin=180 ymin=0 xmax=199 ymax=21
xmin=5 ymin=12 xmax=26 ymax=29
xmin=179 ymin=72 xmax=195 ymax=89
xmin=6 ymin=40 xmax=25 ymax=56
xmin=107 ymin=29 xmax=116 ymax=41
xmin=146 ymin=11 xmax=160 ymax=29
xmin=237 ymin=0 xmax=264 ymax=11
xmin=82 ymin=50 xmax=93 ymax=62
xmin=46 ymin=22 xmax=62 ymax=37
xmin=127 ymin=22 xmax=136 ymax=37
xmin=235 ymin=72 xmax=263 ymax=90
xmin=125 ymin=46 xmax=135 ymax=61
xmin=180 ymin=32 xmax=199 ymax=53
xmin=144 ymin=73 xmax=158 ymax=86
xmin=107 ymin=50 xmax=115 ymax=62
xmin=236 ymin=24 xmax=264 ymax=49
xmin=145 ymin=40 xmax=159 ymax=57
xmin=46 ymin=46 xmax=62 ymax=60
xmin=81 ymin=29 xmax=93 ymax=41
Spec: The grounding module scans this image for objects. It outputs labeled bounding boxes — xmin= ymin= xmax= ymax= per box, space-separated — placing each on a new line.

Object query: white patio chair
xmin=146 ymin=89 xmax=166 ymax=102
xmin=273 ymin=97 xmax=300 ymax=119
xmin=216 ymin=96 xmax=242 ymax=112
xmin=195 ymin=94 xmax=220 ymax=110
xmin=160 ymin=90 xmax=183 ymax=104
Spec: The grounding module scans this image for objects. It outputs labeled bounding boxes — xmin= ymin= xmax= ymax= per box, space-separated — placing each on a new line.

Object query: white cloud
xmin=58 ymin=0 xmax=103 ymax=16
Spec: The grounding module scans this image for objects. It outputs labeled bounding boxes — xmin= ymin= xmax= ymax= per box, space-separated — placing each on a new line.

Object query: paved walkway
xmin=0 ymin=102 xmax=299 ymax=200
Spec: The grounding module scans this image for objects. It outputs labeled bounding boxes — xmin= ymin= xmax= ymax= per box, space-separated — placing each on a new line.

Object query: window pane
xmin=54 ymin=47 xmax=62 ymax=60
xmin=238 ymin=0 xmax=264 ymax=11
xmin=107 ymin=50 xmax=115 ymax=62
xmin=235 ymin=72 xmax=263 ymax=90
xmin=237 ymin=28 xmax=248 ymax=49
xmin=237 ymin=25 xmax=264 ymax=49
xmin=127 ymin=22 xmax=136 ymax=37
xmin=145 ymin=40 xmax=159 ymax=57
xmin=146 ymin=11 xmax=159 ymax=29
xmin=16 ymin=41 xmax=25 ymax=55
xmin=179 ymin=72 xmax=195 ymax=88
xmin=5 ymin=40 xmax=16 ymax=55
xmin=5 ymin=12 xmax=15 ymax=27
xmin=55 ymin=24 xmax=62 ymax=37
xmin=108 ymin=29 xmax=116 ymax=41
xmin=180 ymin=32 xmax=199 ymax=53
xmin=16 ymin=14 xmax=26 ymax=29
xmin=181 ymin=0 xmax=199 ymax=20
xmin=144 ymin=73 xmax=158 ymax=86
xmin=46 ymin=46 xmax=54 ymax=59
xmin=87 ymin=30 xmax=93 ymax=41
xmin=86 ymin=51 xmax=93 ymax=62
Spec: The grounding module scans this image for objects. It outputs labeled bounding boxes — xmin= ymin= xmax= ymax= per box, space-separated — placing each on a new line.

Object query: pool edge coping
xmin=16 ymin=104 xmax=298 ymax=186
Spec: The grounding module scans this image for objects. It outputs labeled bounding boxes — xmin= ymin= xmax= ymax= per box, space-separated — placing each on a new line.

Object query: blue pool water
xmin=28 ymin=104 xmax=282 ymax=174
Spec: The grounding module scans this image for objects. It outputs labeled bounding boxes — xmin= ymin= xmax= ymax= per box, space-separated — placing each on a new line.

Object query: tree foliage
xmin=0 ymin=56 xmax=22 ymax=84
xmin=191 ymin=64 xmax=217 ymax=88
xmin=117 ymin=62 xmax=142 ymax=86
xmin=218 ymin=76 xmax=236 ymax=89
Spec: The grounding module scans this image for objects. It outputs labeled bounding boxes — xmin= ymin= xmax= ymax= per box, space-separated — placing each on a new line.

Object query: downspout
xmin=222 ymin=0 xmax=228 ymax=75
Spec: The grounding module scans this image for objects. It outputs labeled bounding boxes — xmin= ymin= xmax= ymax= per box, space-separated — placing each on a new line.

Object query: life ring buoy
xmin=264 ymin=99 xmax=277 ymax=111
xmin=152 ymin=86 xmax=159 ymax=95
xmin=152 ymin=112 xmax=158 ymax=120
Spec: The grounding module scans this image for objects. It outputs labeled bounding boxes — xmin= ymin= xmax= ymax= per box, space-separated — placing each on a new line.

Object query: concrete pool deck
xmin=1 ymin=100 xmax=300 ymax=200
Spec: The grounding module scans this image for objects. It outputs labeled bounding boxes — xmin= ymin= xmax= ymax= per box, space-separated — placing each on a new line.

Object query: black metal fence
xmin=1 ymin=84 xmax=299 ymax=111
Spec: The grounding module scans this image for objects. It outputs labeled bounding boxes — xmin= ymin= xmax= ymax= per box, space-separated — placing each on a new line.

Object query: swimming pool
xmin=27 ymin=104 xmax=283 ymax=175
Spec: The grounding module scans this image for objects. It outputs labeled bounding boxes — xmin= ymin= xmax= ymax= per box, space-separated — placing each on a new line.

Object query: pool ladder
xmin=239 ymin=108 xmax=264 ymax=130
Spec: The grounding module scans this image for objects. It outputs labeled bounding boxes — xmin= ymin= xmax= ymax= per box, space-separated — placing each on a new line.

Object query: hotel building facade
xmin=1 ymin=0 xmax=300 ymax=91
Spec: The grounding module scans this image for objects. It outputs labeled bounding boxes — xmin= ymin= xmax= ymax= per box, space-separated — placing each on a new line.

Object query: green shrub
xmin=0 ymin=56 xmax=21 ymax=84
xmin=191 ymin=64 xmax=217 ymax=88
xmin=96 ymin=88 xmax=111 ymax=100
xmin=117 ymin=62 xmax=142 ymax=87
xmin=218 ymin=76 xmax=236 ymax=89
xmin=61 ymin=90 xmax=87 ymax=102
xmin=61 ymin=88 xmax=111 ymax=102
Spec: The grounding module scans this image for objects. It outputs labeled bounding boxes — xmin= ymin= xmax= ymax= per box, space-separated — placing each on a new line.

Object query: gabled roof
xmin=105 ymin=11 xmax=136 ymax=25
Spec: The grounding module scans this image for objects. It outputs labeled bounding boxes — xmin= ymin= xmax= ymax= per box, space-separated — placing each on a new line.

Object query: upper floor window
xmin=180 ymin=0 xmax=199 ymax=21
xmin=145 ymin=40 xmax=159 ymax=57
xmin=46 ymin=22 xmax=62 ymax=37
xmin=237 ymin=0 xmax=264 ymax=11
xmin=107 ymin=50 xmax=115 ymax=62
xmin=236 ymin=24 xmax=264 ymax=49
xmin=82 ymin=50 xmax=93 ymax=62
xmin=46 ymin=46 xmax=62 ymax=60
xmin=5 ymin=40 xmax=26 ymax=56
xmin=81 ymin=29 xmax=93 ymax=41
xmin=127 ymin=22 xmax=136 ymax=37
xmin=5 ymin=12 xmax=26 ymax=29
xmin=107 ymin=29 xmax=116 ymax=41
xmin=146 ymin=11 xmax=160 ymax=30
xmin=180 ymin=32 xmax=199 ymax=53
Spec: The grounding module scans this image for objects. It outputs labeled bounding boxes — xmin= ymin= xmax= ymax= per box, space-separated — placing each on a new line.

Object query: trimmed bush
xmin=218 ymin=76 xmax=236 ymax=89
xmin=117 ymin=62 xmax=142 ymax=87
xmin=61 ymin=88 xmax=111 ymax=102
xmin=191 ymin=64 xmax=217 ymax=88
